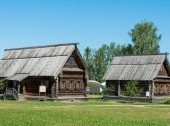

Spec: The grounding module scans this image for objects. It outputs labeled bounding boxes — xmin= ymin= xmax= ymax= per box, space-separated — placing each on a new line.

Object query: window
xmin=60 ymin=81 xmax=66 ymax=90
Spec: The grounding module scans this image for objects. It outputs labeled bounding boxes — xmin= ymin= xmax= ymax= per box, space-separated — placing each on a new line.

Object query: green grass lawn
xmin=0 ymin=99 xmax=169 ymax=126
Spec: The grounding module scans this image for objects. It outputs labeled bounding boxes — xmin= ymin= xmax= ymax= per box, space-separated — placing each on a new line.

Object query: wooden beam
xmin=55 ymin=77 xmax=59 ymax=98
xmin=151 ymin=81 xmax=154 ymax=98
xmin=84 ymin=79 xmax=87 ymax=97
xmin=22 ymin=80 xmax=26 ymax=96
xmin=51 ymin=77 xmax=59 ymax=98
xmin=51 ymin=83 xmax=54 ymax=98
xmin=118 ymin=80 xmax=121 ymax=96
xmin=17 ymin=83 xmax=20 ymax=94
xmin=149 ymin=81 xmax=154 ymax=99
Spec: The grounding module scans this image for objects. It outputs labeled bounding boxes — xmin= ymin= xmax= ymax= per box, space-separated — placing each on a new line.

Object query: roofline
xmin=74 ymin=45 xmax=89 ymax=79
xmin=4 ymin=42 xmax=79 ymax=51
xmin=110 ymin=63 xmax=162 ymax=65
xmin=164 ymin=54 xmax=170 ymax=76
xmin=113 ymin=53 xmax=169 ymax=57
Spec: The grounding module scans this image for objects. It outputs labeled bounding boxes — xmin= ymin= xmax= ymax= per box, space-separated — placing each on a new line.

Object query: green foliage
xmin=124 ymin=81 xmax=140 ymax=97
xmin=83 ymin=47 xmax=95 ymax=80
xmin=0 ymin=78 xmax=7 ymax=94
xmin=102 ymin=85 xmax=115 ymax=95
xmin=129 ymin=21 xmax=161 ymax=54
xmin=83 ymin=42 xmax=134 ymax=82
xmin=93 ymin=44 xmax=109 ymax=82
xmin=83 ymin=21 xmax=161 ymax=82
xmin=162 ymin=98 xmax=170 ymax=104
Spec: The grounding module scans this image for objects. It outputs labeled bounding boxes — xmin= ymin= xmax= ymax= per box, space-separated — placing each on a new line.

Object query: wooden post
xmin=84 ymin=79 xmax=87 ymax=97
xmin=55 ymin=77 xmax=58 ymax=98
xmin=148 ymin=81 xmax=154 ymax=100
xmin=51 ymin=83 xmax=54 ymax=98
xmin=148 ymin=81 xmax=151 ymax=98
xmin=23 ymin=84 xmax=26 ymax=96
xmin=151 ymin=81 xmax=154 ymax=99
xmin=118 ymin=80 xmax=121 ymax=96
xmin=17 ymin=83 xmax=20 ymax=98
xmin=51 ymin=77 xmax=57 ymax=98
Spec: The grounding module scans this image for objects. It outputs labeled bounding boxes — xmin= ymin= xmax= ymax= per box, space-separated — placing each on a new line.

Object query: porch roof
xmin=8 ymin=73 xmax=29 ymax=82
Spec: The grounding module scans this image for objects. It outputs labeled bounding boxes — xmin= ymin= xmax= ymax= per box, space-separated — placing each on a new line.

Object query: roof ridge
xmin=113 ymin=53 xmax=169 ymax=57
xmin=5 ymin=42 xmax=79 ymax=51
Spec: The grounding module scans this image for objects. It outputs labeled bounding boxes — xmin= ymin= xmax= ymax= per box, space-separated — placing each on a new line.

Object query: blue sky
xmin=0 ymin=0 xmax=170 ymax=59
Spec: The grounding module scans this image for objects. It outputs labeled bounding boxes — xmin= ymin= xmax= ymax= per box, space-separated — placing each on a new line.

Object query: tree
xmin=119 ymin=44 xmax=133 ymax=56
xmin=124 ymin=81 xmax=140 ymax=97
xmin=93 ymin=44 xmax=109 ymax=82
xmin=83 ymin=47 xmax=95 ymax=80
xmin=83 ymin=42 xmax=134 ymax=82
xmin=124 ymin=44 xmax=133 ymax=55
xmin=129 ymin=21 xmax=161 ymax=55
xmin=107 ymin=42 xmax=117 ymax=59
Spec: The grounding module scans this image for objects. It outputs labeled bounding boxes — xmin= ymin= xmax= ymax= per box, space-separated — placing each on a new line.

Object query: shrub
xmin=124 ymin=80 xmax=140 ymax=97
xmin=102 ymin=85 xmax=115 ymax=95
xmin=162 ymin=98 xmax=170 ymax=104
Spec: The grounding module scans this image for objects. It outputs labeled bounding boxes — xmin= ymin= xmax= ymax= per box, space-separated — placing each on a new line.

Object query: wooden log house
xmin=103 ymin=54 xmax=170 ymax=99
xmin=0 ymin=43 xmax=88 ymax=100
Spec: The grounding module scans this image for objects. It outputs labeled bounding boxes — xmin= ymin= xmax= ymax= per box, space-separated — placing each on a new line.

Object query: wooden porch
xmin=5 ymin=75 xmax=87 ymax=100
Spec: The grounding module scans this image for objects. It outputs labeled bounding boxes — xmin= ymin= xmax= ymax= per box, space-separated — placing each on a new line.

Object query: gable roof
xmin=103 ymin=54 xmax=170 ymax=81
xmin=0 ymin=43 xmax=78 ymax=79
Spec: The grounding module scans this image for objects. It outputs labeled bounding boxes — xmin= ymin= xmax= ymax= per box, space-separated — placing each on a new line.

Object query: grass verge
xmin=0 ymin=100 xmax=169 ymax=126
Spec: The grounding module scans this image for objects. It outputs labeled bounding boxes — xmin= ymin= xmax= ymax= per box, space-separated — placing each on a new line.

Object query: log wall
xmin=58 ymin=72 xmax=85 ymax=95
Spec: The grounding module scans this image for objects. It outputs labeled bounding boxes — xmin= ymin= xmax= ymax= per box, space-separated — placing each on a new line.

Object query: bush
xmin=162 ymin=98 xmax=170 ymax=104
xmin=102 ymin=85 xmax=115 ymax=95
xmin=124 ymin=80 xmax=140 ymax=97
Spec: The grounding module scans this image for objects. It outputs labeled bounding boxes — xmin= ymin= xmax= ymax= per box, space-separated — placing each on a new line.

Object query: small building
xmin=103 ymin=53 xmax=170 ymax=99
xmin=0 ymin=43 xmax=88 ymax=100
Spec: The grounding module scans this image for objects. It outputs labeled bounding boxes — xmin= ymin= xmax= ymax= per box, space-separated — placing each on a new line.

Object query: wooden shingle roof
xmin=103 ymin=54 xmax=170 ymax=81
xmin=0 ymin=43 xmax=78 ymax=78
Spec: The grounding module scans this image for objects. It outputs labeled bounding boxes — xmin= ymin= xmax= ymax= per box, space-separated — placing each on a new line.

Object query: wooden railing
xmin=5 ymin=88 xmax=19 ymax=100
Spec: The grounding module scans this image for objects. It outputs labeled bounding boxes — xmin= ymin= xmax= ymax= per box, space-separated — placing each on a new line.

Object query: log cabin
xmin=0 ymin=43 xmax=88 ymax=100
xmin=103 ymin=53 xmax=170 ymax=100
